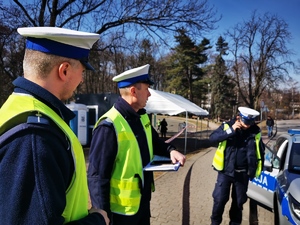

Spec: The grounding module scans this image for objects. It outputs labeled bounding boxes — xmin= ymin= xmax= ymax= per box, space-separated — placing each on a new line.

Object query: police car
xmin=247 ymin=129 xmax=300 ymax=225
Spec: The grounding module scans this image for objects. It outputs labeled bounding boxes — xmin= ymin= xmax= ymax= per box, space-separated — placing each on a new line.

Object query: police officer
xmin=209 ymin=107 xmax=265 ymax=225
xmin=87 ymin=64 xmax=186 ymax=225
xmin=0 ymin=27 xmax=109 ymax=224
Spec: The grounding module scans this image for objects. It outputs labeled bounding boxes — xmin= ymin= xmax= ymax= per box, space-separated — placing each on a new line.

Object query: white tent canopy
xmin=145 ymin=88 xmax=208 ymax=116
xmin=145 ymin=89 xmax=209 ymax=154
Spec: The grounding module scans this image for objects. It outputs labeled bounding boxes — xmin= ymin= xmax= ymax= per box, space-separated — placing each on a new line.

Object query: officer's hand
xmin=232 ymin=120 xmax=242 ymax=131
xmin=89 ymin=208 xmax=110 ymax=225
xmin=170 ymin=150 xmax=186 ymax=166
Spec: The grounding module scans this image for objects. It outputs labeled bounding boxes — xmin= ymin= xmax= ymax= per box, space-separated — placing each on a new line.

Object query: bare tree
xmin=0 ymin=0 xmax=220 ymax=103
xmin=0 ymin=21 xmax=24 ymax=104
xmin=3 ymin=0 xmax=220 ymax=47
xmin=227 ymin=10 xmax=294 ymax=109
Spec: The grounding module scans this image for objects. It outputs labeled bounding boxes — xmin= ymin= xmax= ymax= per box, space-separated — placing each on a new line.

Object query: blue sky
xmin=207 ymin=0 xmax=300 ymax=82
xmin=3 ymin=0 xmax=299 ymax=81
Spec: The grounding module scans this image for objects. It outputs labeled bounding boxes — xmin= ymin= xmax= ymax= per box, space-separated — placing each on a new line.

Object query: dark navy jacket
xmin=209 ymin=119 xmax=264 ymax=179
xmin=0 ymin=77 xmax=104 ymax=224
xmin=87 ymin=97 xmax=176 ymax=217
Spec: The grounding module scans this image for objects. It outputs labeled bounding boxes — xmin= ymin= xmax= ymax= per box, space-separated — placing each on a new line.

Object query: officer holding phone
xmin=209 ymin=107 xmax=265 ymax=225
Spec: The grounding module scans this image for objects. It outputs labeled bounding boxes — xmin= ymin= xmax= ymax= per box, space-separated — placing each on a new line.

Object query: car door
xmin=276 ymin=135 xmax=300 ymax=225
xmin=247 ymin=138 xmax=288 ymax=210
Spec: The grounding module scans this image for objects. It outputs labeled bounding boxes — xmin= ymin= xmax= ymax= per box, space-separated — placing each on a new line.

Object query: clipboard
xmin=143 ymin=155 xmax=181 ymax=171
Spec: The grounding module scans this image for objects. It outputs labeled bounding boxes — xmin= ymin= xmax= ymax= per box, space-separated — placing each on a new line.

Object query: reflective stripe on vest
xmin=95 ymin=107 xmax=153 ymax=215
xmin=0 ymin=93 xmax=88 ymax=223
xmin=212 ymin=123 xmax=229 ymax=171
xmin=254 ymin=132 xmax=262 ymax=177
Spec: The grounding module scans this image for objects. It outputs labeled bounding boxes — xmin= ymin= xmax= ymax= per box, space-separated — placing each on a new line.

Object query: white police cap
xmin=17 ymin=27 xmax=100 ymax=71
xmin=238 ymin=106 xmax=260 ymax=125
xmin=112 ymin=64 xmax=154 ymax=88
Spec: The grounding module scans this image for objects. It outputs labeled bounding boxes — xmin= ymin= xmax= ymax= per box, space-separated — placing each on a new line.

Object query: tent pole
xmin=200 ymin=117 xmax=202 ymax=138
xmin=184 ymin=111 xmax=188 ymax=155
xmin=153 ymin=114 xmax=157 ymax=127
xmin=195 ymin=116 xmax=198 ymax=149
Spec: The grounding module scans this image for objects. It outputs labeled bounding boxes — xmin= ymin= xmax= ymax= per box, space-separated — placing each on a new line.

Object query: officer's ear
xmin=129 ymin=84 xmax=137 ymax=97
xmin=130 ymin=83 xmax=142 ymax=96
xmin=58 ymin=62 xmax=70 ymax=81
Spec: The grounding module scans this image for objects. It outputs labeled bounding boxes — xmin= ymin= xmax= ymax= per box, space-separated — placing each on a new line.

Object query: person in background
xmin=160 ymin=118 xmax=168 ymax=138
xmin=157 ymin=119 xmax=161 ymax=131
xmin=266 ymin=115 xmax=275 ymax=138
xmin=209 ymin=107 xmax=265 ymax=225
xmin=88 ymin=64 xmax=186 ymax=225
xmin=0 ymin=27 xmax=109 ymax=225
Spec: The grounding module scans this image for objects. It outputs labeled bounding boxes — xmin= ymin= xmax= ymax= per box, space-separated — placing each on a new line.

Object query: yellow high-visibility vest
xmin=0 ymin=93 xmax=89 ymax=223
xmin=212 ymin=123 xmax=229 ymax=171
xmin=94 ymin=107 xmax=153 ymax=215
xmin=212 ymin=123 xmax=262 ymax=178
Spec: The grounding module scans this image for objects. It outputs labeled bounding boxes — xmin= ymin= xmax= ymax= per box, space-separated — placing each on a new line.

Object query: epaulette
xmin=0 ymin=123 xmax=31 ymax=145
xmin=93 ymin=118 xmax=113 ymax=134
xmin=103 ymin=117 xmax=113 ymax=124
xmin=26 ymin=112 xmax=69 ymax=148
xmin=27 ymin=112 xmax=51 ymax=125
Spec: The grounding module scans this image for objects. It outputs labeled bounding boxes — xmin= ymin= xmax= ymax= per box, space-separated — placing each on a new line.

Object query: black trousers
xmin=111 ymin=200 xmax=150 ymax=225
xmin=210 ymin=172 xmax=249 ymax=225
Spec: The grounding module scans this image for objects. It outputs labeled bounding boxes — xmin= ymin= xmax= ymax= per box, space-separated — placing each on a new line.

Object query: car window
xmin=262 ymin=143 xmax=278 ymax=170
xmin=272 ymin=138 xmax=288 ymax=169
xmin=289 ymin=142 xmax=300 ymax=173
xmin=264 ymin=147 xmax=274 ymax=162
